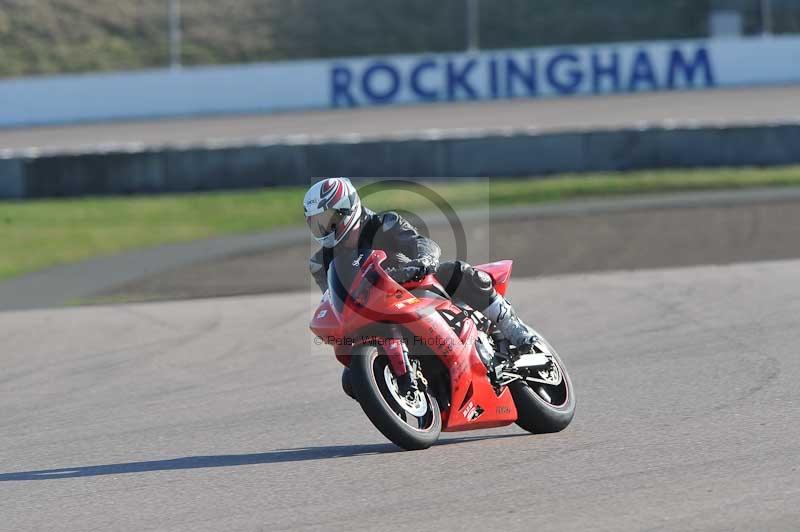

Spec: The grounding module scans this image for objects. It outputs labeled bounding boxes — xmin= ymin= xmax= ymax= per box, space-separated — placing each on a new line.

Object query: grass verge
xmin=2 ymin=166 xmax=800 ymax=282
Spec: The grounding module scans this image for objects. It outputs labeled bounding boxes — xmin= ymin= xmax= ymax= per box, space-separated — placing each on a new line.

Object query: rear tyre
xmin=349 ymin=345 xmax=441 ymax=450
xmin=341 ymin=368 xmax=356 ymax=401
xmin=510 ymin=339 xmax=575 ymax=434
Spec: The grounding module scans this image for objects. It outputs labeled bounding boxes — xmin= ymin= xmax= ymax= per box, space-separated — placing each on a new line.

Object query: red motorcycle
xmin=310 ymin=249 xmax=575 ymax=450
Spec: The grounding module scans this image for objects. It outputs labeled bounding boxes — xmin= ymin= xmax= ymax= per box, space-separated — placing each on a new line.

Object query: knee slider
xmin=471 ymin=268 xmax=494 ymax=291
xmin=462 ymin=264 xmax=496 ymax=309
xmin=438 ymin=261 xmax=495 ymax=307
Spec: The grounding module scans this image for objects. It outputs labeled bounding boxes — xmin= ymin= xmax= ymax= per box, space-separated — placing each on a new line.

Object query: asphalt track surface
xmin=2 ymin=85 xmax=800 ymax=153
xmin=2 ymin=258 xmax=799 ymax=531
xmin=2 ymin=87 xmax=800 ymax=530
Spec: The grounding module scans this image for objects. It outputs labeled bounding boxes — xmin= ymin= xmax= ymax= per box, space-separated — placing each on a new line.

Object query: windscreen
xmin=327 ymin=249 xmax=373 ymax=316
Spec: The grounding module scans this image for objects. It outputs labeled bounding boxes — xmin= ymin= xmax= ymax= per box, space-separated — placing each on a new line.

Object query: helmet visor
xmin=306 ymin=209 xmax=345 ymax=239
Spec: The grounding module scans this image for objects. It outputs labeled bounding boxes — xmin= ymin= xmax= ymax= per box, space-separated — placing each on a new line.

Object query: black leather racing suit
xmin=309 ymin=209 xmax=496 ymax=310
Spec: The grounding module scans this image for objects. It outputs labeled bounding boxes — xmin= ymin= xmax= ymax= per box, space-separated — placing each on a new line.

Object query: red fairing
xmin=442 ymin=310 xmax=517 ymax=431
xmin=309 ymin=250 xmax=518 ymax=432
xmin=310 ymin=298 xmax=340 ymax=342
xmin=475 ymin=260 xmax=513 ymax=296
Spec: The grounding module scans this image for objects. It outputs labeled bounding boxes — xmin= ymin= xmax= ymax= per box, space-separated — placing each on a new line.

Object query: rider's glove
xmin=410 ymin=256 xmax=438 ymax=275
xmin=386 ymin=258 xmax=436 ymax=284
xmin=386 ymin=266 xmax=426 ymax=284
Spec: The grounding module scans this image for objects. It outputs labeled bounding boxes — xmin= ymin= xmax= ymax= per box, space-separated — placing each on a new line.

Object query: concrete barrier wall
xmin=2 ymin=36 xmax=800 ymax=127
xmin=2 ymin=123 xmax=800 ymax=199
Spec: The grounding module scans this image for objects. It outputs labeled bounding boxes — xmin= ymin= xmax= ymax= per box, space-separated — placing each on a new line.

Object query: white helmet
xmin=303 ymin=177 xmax=362 ymax=248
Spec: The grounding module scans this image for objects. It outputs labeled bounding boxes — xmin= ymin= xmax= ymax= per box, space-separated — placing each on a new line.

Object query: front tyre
xmin=510 ymin=336 xmax=575 ymax=434
xmin=349 ymin=345 xmax=441 ymax=450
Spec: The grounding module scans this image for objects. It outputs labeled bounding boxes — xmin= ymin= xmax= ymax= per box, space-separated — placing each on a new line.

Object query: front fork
xmin=384 ymin=336 xmax=411 ymax=378
xmin=383 ymin=328 xmax=425 ymax=395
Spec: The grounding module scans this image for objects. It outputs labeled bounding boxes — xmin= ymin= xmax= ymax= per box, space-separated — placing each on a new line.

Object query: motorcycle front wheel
xmin=349 ymin=344 xmax=441 ymax=450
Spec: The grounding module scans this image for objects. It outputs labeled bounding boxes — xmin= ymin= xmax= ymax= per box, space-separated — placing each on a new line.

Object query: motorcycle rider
xmin=304 ymin=177 xmax=539 ymax=395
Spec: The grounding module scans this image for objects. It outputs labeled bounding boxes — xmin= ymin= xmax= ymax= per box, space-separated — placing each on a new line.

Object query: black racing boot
xmin=481 ymin=295 xmax=539 ymax=354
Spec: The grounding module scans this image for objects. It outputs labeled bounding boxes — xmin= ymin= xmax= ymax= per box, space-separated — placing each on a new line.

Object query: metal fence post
xmin=761 ymin=0 xmax=773 ymax=35
xmin=466 ymin=0 xmax=480 ymax=51
xmin=168 ymin=0 xmax=183 ymax=68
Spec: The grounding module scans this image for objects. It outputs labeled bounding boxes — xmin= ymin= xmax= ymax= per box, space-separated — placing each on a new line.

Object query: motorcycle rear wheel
xmin=349 ymin=344 xmax=441 ymax=450
xmin=509 ymin=337 xmax=575 ymax=434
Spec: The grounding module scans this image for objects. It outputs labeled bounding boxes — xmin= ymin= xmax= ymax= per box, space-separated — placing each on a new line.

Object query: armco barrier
xmin=1 ymin=123 xmax=799 ymax=199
